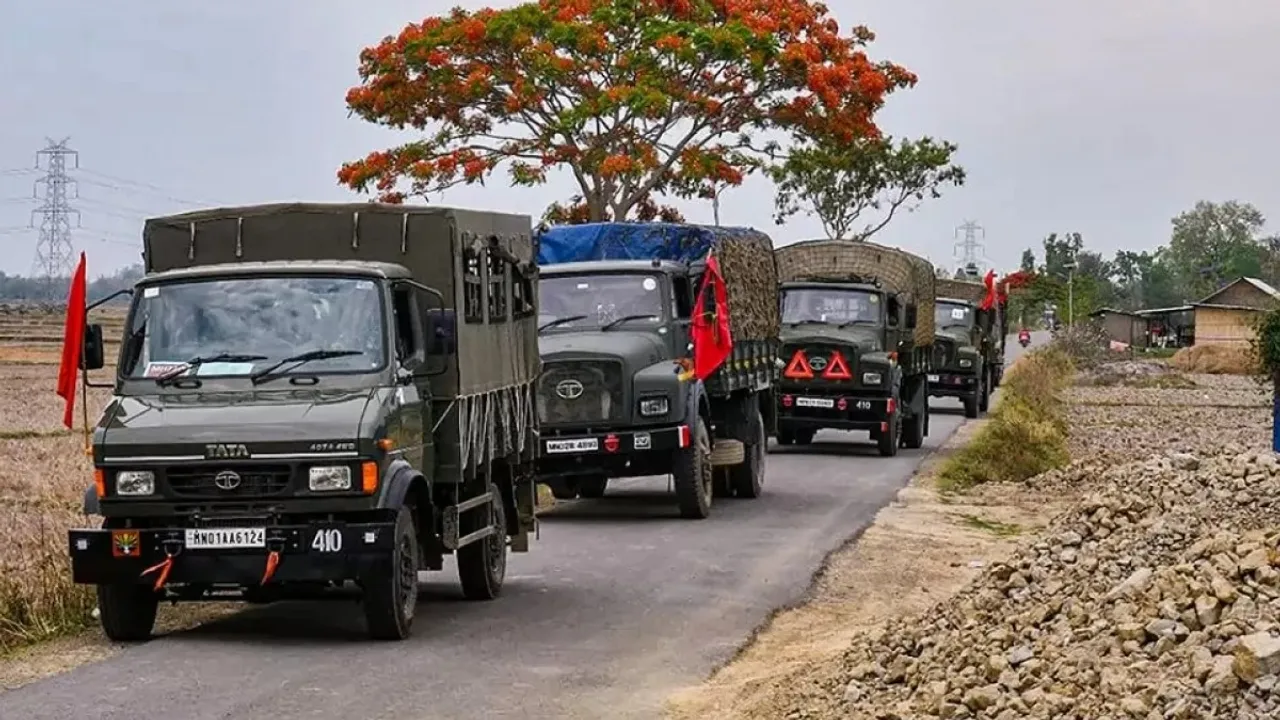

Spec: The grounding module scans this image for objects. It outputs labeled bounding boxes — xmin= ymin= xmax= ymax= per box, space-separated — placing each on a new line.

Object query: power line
xmin=953 ymin=220 xmax=987 ymax=275
xmin=30 ymin=138 xmax=81 ymax=291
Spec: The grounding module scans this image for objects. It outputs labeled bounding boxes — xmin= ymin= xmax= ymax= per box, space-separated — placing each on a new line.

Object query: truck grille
xmin=166 ymin=465 xmax=292 ymax=498
xmin=537 ymin=359 xmax=625 ymax=425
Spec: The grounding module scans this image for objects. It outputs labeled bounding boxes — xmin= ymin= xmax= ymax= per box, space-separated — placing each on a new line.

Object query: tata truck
xmin=772 ymin=239 xmax=937 ymax=456
xmin=67 ymin=202 xmax=541 ymax=641
xmin=930 ymin=276 xmax=1007 ymax=418
xmin=533 ymin=222 xmax=780 ymax=519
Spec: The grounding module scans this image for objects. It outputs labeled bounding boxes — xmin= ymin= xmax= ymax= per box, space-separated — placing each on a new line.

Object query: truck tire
xmin=877 ymin=409 xmax=900 ymax=457
xmin=672 ymin=417 xmax=713 ymax=519
xmin=364 ymin=505 xmax=420 ymax=640
xmin=794 ymin=428 xmax=815 ymax=445
xmin=457 ymin=481 xmax=508 ymax=600
xmin=978 ymin=371 xmax=990 ymax=412
xmin=963 ymin=385 xmax=980 ymax=418
xmin=729 ymin=408 xmax=766 ymax=499
xmin=776 ymin=428 xmax=795 ymax=446
xmin=546 ymin=480 xmax=578 ymax=500
xmin=96 ymin=583 xmax=160 ymax=642
xmin=901 ymin=402 xmax=927 ymax=450
xmin=577 ymin=475 xmax=608 ymax=499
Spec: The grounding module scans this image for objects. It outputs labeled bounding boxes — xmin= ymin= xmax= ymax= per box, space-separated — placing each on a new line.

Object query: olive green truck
xmin=68 ymin=203 xmax=540 ymax=641
xmin=771 ymin=239 xmax=937 ymax=456
xmin=930 ymin=276 xmax=1007 ymax=418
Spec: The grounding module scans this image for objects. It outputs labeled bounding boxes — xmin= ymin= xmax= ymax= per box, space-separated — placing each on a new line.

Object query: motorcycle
xmin=1018 ymin=333 xmax=1031 ymax=348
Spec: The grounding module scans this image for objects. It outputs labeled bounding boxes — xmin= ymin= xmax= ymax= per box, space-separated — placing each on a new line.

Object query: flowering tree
xmin=337 ymin=0 xmax=915 ymax=220
xmin=769 ymin=135 xmax=965 ymax=241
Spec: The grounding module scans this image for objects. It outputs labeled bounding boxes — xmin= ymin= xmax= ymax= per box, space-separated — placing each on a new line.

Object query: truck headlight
xmin=862 ymin=372 xmax=882 ymax=385
xmin=639 ymin=396 xmax=670 ymax=416
xmin=116 ymin=470 xmax=154 ymax=496
xmin=309 ymin=466 xmax=352 ymax=491
xmin=958 ymin=358 xmax=973 ymax=368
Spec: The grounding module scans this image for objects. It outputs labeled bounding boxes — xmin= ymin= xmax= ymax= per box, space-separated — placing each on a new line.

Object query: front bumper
xmin=776 ymin=391 xmax=894 ymax=431
xmin=68 ymin=521 xmax=396 ymax=587
xmin=928 ymin=372 xmax=978 ymax=398
xmin=536 ymin=423 xmax=690 ymax=477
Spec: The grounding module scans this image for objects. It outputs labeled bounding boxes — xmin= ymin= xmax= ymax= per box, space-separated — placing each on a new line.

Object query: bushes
xmin=0 ymin=506 xmax=96 ymax=651
xmin=937 ymin=348 xmax=1073 ymax=490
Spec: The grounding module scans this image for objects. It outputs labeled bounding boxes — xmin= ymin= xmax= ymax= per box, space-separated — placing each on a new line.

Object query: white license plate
xmin=546 ymin=438 xmax=599 ymax=454
xmin=795 ymin=397 xmax=835 ymax=408
xmin=184 ymin=527 xmax=266 ymax=550
xmin=928 ymin=374 xmax=940 ymax=382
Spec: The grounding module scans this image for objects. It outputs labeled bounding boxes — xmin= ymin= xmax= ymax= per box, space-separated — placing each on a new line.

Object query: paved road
xmin=0 ymin=339 xmax=1034 ymax=720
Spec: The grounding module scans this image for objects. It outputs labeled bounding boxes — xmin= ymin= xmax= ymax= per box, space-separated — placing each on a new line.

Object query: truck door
xmin=391 ymin=284 xmax=431 ymax=474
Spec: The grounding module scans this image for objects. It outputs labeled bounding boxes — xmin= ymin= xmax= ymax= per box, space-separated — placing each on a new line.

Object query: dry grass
xmin=1169 ymin=343 xmax=1255 ymax=374
xmin=936 ymin=348 xmax=1074 ymax=490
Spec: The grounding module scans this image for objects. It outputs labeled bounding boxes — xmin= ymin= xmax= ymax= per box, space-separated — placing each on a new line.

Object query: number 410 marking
xmin=312 ymin=528 xmax=343 ymax=553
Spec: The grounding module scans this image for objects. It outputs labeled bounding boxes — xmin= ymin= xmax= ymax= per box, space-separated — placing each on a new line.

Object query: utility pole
xmin=1064 ymin=259 xmax=1076 ymax=326
xmin=953 ymin=220 xmax=985 ymax=273
xmin=30 ymin=138 xmax=81 ymax=298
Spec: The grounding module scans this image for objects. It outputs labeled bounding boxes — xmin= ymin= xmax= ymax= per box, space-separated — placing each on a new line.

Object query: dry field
xmin=0 ymin=306 xmax=123 ymax=652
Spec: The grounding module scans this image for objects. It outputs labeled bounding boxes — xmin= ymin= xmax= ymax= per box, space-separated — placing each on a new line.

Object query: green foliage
xmin=768 ymin=135 xmax=965 ymax=240
xmin=1168 ymin=200 xmax=1275 ymax=300
xmin=938 ymin=348 xmax=1073 ymax=490
xmin=1249 ymin=307 xmax=1280 ymax=383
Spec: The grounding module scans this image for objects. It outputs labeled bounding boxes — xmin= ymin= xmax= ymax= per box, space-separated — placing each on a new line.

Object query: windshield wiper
xmin=155 ymin=353 xmax=268 ymax=385
xmin=250 ymin=349 xmax=364 ymax=385
xmin=837 ymin=320 xmax=877 ymax=328
xmin=539 ymin=315 xmax=587 ymax=333
xmin=786 ymin=319 xmax=829 ymax=327
xmin=601 ymin=314 xmax=659 ymax=331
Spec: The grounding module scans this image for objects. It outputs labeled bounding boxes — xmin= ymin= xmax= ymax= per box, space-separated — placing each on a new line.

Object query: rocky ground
xmin=668 ymin=363 xmax=1278 ymax=719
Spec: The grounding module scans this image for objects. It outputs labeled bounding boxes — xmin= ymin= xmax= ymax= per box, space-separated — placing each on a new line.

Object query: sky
xmin=2 ymin=0 xmax=1278 ymax=279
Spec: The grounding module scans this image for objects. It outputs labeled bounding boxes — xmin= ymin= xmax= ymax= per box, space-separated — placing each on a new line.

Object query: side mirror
xmin=81 ymin=323 xmax=105 ymax=370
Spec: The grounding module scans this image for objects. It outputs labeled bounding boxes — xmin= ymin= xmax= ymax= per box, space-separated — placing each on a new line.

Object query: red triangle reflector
xmin=783 ymin=349 xmax=813 ymax=379
xmin=822 ymin=351 xmax=852 ymax=380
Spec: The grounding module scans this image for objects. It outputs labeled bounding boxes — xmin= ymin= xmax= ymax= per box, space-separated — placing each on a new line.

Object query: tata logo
xmin=205 ymin=443 xmax=249 ymax=459
xmin=555 ymin=379 xmax=584 ymax=400
xmin=809 ymin=356 xmax=828 ymax=371
xmin=214 ymin=470 xmax=242 ymax=491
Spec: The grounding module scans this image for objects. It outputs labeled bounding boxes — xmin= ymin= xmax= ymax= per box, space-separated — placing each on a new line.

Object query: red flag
xmin=979 ymin=269 xmax=998 ymax=310
xmin=57 ymin=252 xmax=88 ymax=429
xmin=691 ymin=255 xmax=733 ymax=380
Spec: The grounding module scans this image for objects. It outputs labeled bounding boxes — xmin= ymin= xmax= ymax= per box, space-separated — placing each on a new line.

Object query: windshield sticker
xmin=642 ymin=278 xmax=657 ymax=291
xmin=355 ymin=280 xmax=373 ymax=290
xmin=576 ymin=282 xmax=590 ymax=289
xmin=143 ymin=361 xmax=188 ymax=378
xmin=195 ymin=362 xmax=257 ymax=376
xmin=951 ymin=308 xmax=966 ymax=319
xmin=143 ymin=287 xmax=159 ymax=298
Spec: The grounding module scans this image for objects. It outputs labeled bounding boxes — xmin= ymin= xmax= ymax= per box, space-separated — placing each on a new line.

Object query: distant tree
xmin=338 ymin=0 xmax=916 ymax=222
xmin=768 ymin=135 xmax=964 ymax=240
xmin=1166 ymin=200 xmax=1272 ymax=298
xmin=1019 ymin=248 xmax=1036 ymax=273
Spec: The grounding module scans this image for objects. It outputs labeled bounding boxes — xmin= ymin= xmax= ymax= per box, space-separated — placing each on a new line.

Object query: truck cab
xmin=929 ymin=297 xmax=989 ymax=417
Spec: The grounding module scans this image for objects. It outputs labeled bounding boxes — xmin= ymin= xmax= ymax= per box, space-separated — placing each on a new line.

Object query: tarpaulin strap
xmin=261 ymin=550 xmax=280 ymax=585
xmin=140 ymin=556 xmax=174 ymax=591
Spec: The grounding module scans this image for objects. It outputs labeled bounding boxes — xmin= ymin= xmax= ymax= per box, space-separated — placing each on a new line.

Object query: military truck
xmin=67 ymin=203 xmax=540 ymax=641
xmin=772 ymin=239 xmax=936 ymax=456
xmin=930 ymin=276 xmax=1007 ymax=418
xmin=533 ymin=222 xmax=780 ymax=519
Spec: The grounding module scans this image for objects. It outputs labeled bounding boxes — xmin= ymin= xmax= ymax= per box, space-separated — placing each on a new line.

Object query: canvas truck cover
xmin=936 ymin=278 xmax=986 ymax=304
xmin=536 ymin=222 xmax=780 ymax=339
xmin=775 ymin=239 xmax=936 ymax=346
xmin=141 ymin=202 xmax=540 ymax=399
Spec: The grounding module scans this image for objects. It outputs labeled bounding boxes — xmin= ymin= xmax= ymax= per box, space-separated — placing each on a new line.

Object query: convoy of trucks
xmin=64 ymin=205 xmax=1013 ymax=641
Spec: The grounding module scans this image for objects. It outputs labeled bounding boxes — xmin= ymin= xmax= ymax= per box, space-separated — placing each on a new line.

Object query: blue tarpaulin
xmin=536 ymin=222 xmax=760 ymax=266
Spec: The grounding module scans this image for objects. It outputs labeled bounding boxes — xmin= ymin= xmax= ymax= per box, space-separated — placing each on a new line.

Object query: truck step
xmin=709 ymin=439 xmax=745 ymax=466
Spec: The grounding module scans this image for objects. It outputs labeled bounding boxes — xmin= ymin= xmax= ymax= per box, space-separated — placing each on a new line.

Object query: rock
xmin=1196 ymin=595 xmax=1222 ymax=627
xmin=1108 ymin=568 xmax=1154 ymax=600
xmin=1233 ymin=632 xmax=1280 ymax=682
xmin=1206 ymin=655 xmax=1240 ymax=694
xmin=1006 ymin=646 xmax=1034 ymax=666
xmin=962 ymin=684 xmax=1001 ymax=711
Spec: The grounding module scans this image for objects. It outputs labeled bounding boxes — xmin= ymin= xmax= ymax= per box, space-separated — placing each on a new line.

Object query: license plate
xmin=546 ymin=438 xmax=599 ymax=454
xmin=184 ymin=527 xmax=266 ymax=550
xmin=928 ymin=374 xmax=940 ymax=382
xmin=855 ymin=400 xmax=872 ymax=410
xmin=795 ymin=397 xmax=835 ymax=408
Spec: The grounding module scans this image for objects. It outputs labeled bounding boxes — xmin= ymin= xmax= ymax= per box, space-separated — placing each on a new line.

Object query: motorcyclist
xmin=1018 ymin=327 xmax=1031 ymax=346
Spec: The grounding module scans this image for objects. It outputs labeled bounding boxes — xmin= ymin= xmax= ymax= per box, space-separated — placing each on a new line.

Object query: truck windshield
xmin=539 ymin=273 xmax=666 ymax=330
xmin=121 ymin=275 xmax=386 ymax=379
xmin=781 ymin=288 xmax=881 ymax=326
xmin=936 ymin=302 xmax=975 ymax=329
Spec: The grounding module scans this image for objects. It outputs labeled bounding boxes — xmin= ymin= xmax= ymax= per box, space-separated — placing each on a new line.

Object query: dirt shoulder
xmin=665 ymin=415 xmax=1070 ymax=719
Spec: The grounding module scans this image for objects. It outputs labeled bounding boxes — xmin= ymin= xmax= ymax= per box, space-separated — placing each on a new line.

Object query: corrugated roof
xmin=1136 ymin=305 xmax=1193 ymax=315
xmin=1196 ymin=276 xmax=1280 ymax=305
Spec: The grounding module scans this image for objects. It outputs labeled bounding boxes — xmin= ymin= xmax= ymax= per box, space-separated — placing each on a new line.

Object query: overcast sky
xmin=2 ymin=0 xmax=1277 ymax=279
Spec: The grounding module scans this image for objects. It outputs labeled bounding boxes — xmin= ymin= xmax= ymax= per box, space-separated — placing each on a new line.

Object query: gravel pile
xmin=832 ymin=446 xmax=1280 ymax=719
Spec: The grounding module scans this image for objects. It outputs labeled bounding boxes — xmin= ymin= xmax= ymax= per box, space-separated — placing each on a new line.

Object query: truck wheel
xmin=458 ymin=482 xmax=508 ymax=600
xmin=877 ymin=411 xmax=900 ymax=457
xmin=729 ymin=408 xmax=766 ymax=498
xmin=776 ymin=428 xmax=795 ymax=446
xmin=901 ymin=402 xmax=927 ymax=450
xmin=672 ymin=417 xmax=713 ymax=519
xmin=577 ymin=475 xmax=608 ymax=499
xmin=96 ymin=583 xmax=159 ymax=642
xmin=546 ymin=480 xmax=578 ymax=500
xmin=978 ymin=372 xmax=990 ymax=412
xmin=963 ymin=388 xmax=980 ymax=419
xmin=364 ymin=505 xmax=419 ymax=640
xmin=794 ymin=428 xmax=815 ymax=445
